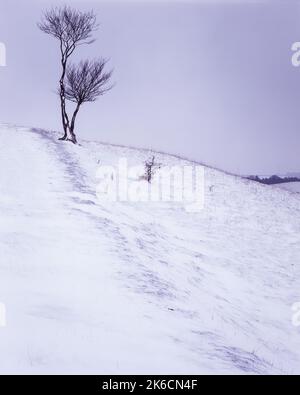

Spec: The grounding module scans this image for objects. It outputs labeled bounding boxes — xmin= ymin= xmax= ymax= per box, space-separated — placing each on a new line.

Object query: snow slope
xmin=275 ymin=182 xmax=300 ymax=194
xmin=0 ymin=124 xmax=300 ymax=374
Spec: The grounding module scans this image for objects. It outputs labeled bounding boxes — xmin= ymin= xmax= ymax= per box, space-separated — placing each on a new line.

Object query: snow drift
xmin=0 ymin=124 xmax=299 ymax=374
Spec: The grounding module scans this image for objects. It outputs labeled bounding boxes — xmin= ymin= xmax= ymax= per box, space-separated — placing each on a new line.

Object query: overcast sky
xmin=0 ymin=0 xmax=300 ymax=174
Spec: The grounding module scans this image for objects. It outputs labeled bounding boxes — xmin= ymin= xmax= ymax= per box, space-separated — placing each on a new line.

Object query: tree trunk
xmin=58 ymin=57 xmax=70 ymax=141
xmin=68 ymin=103 xmax=81 ymax=144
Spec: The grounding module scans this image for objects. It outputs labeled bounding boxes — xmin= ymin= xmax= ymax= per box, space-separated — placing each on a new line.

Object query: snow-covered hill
xmin=275 ymin=182 xmax=300 ymax=194
xmin=0 ymin=124 xmax=299 ymax=374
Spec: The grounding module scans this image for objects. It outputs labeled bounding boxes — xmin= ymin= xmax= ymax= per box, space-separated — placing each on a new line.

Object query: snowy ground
xmin=275 ymin=182 xmax=300 ymax=194
xmin=0 ymin=124 xmax=300 ymax=374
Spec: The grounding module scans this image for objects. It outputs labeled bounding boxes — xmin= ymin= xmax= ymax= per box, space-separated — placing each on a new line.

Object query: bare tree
xmin=65 ymin=59 xmax=113 ymax=144
xmin=38 ymin=6 xmax=98 ymax=141
xmin=144 ymin=155 xmax=161 ymax=183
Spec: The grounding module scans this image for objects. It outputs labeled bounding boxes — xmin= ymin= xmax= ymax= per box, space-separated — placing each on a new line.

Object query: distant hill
xmin=248 ymin=174 xmax=300 ymax=185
